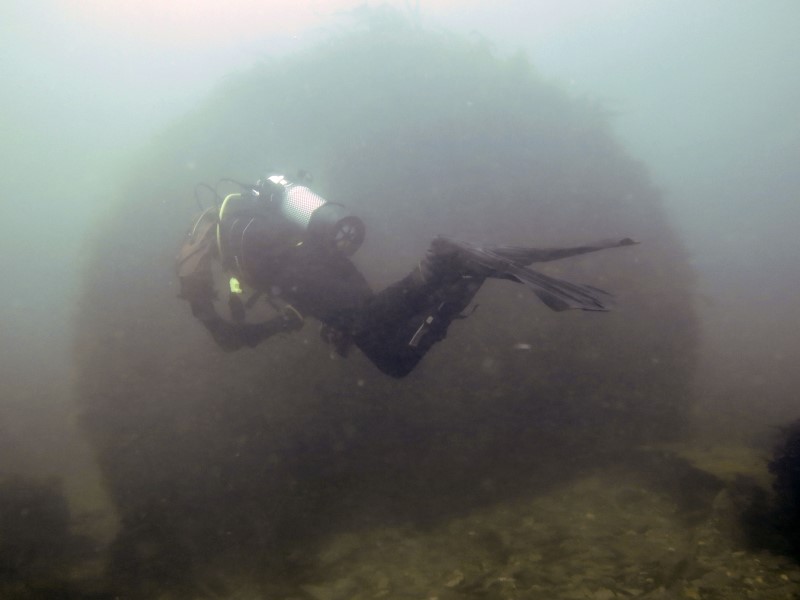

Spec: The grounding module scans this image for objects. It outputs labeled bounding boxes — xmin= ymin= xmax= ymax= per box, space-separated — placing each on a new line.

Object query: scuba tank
xmin=216 ymin=174 xmax=366 ymax=286
xmin=262 ymin=175 xmax=365 ymax=257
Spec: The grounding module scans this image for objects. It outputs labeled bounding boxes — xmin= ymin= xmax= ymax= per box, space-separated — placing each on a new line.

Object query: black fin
xmin=485 ymin=237 xmax=638 ymax=265
xmin=435 ymin=237 xmax=624 ymax=312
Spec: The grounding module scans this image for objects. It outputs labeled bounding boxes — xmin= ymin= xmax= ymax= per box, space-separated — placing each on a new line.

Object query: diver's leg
xmin=339 ymin=235 xmax=632 ymax=376
xmin=350 ymin=243 xmax=486 ymax=378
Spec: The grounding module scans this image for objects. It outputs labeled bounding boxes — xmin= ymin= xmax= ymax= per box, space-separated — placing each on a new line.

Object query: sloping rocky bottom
xmin=228 ymin=448 xmax=799 ymax=600
xmin=4 ymin=446 xmax=799 ymax=599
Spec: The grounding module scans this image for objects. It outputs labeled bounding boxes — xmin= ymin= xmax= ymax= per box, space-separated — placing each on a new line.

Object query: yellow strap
xmin=216 ymin=193 xmax=241 ymax=260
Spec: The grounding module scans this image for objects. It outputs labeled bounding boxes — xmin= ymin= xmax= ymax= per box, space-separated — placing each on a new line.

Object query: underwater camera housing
xmin=260 ymin=175 xmax=365 ymax=256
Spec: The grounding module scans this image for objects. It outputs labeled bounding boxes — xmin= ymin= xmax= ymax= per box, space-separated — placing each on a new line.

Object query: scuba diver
xmin=176 ymin=173 xmax=637 ymax=378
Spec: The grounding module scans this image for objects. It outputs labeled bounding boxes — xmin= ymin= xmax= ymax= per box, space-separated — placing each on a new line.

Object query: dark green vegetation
xmin=74 ymin=12 xmax=699 ymax=596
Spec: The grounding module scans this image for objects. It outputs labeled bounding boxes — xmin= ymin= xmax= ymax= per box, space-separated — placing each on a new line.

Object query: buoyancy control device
xmin=177 ymin=173 xmax=364 ymax=324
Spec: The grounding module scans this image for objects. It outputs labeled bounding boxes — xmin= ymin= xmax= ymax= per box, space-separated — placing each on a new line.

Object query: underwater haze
xmin=1 ymin=1 xmax=799 ymax=598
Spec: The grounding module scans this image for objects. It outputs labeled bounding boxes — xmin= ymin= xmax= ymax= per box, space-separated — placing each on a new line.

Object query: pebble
xmin=444 ymin=570 xmax=464 ymax=588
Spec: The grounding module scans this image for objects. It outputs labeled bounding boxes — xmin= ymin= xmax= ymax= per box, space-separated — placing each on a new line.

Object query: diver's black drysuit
xmin=178 ymin=205 xmax=636 ymax=378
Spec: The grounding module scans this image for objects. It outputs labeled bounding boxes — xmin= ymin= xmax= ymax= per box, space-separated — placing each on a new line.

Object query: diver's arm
xmin=176 ymin=217 xmax=303 ymax=350
xmin=178 ymin=268 xmax=303 ymax=351
xmin=190 ymin=299 xmax=303 ymax=351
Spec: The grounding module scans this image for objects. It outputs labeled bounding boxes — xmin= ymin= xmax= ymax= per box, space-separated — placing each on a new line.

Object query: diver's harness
xmin=175 ymin=174 xmax=365 ymax=348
